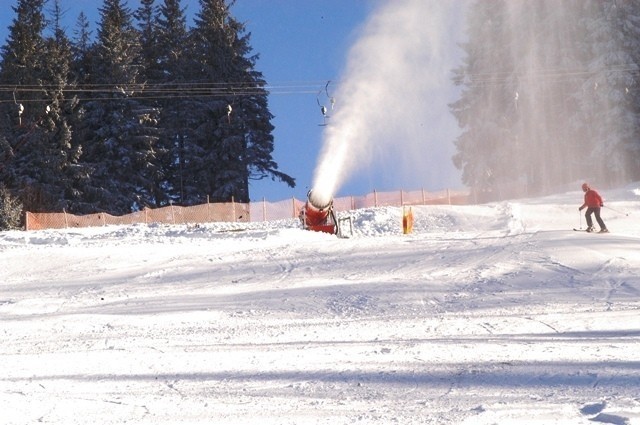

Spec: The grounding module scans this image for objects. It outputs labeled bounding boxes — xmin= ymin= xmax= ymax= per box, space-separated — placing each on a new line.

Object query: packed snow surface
xmin=2 ymin=185 xmax=640 ymax=424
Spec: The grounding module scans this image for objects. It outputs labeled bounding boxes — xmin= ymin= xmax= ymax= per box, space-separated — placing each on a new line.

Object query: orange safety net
xmin=24 ymin=189 xmax=469 ymax=231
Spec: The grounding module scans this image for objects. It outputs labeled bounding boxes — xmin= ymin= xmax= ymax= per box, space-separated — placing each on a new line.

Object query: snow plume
xmin=310 ymin=0 xmax=464 ymax=207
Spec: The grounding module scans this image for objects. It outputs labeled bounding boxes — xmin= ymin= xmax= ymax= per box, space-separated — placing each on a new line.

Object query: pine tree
xmin=621 ymin=3 xmax=640 ymax=181
xmin=133 ymin=0 xmax=168 ymax=207
xmin=185 ymin=0 xmax=293 ymax=204
xmin=582 ymin=1 xmax=640 ymax=184
xmin=178 ymin=0 xmax=237 ymax=204
xmin=77 ymin=0 xmax=159 ymax=214
xmin=0 ymin=183 xmax=23 ymax=230
xmin=135 ymin=0 xmax=162 ymax=82
xmin=505 ymin=1 xmax=582 ymax=194
xmin=450 ymin=0 xmax=513 ymax=200
xmin=28 ymin=0 xmax=85 ymax=211
xmin=0 ymin=0 xmax=48 ymax=169
xmin=70 ymin=11 xmax=94 ymax=87
xmin=0 ymin=0 xmax=55 ymax=210
xmin=0 ymin=0 xmax=47 ymax=125
xmin=155 ymin=0 xmax=191 ymax=204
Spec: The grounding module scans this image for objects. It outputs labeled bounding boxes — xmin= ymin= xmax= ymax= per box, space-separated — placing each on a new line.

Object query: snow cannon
xmin=300 ymin=190 xmax=338 ymax=235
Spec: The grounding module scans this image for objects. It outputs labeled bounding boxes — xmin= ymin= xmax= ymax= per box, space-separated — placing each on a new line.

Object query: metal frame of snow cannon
xmin=336 ymin=215 xmax=353 ymax=238
xmin=300 ymin=190 xmax=353 ymax=238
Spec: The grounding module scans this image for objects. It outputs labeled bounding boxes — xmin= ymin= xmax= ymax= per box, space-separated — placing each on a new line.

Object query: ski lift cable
xmin=0 ymin=64 xmax=638 ymax=92
xmin=0 ymin=80 xmax=338 ymax=103
xmin=0 ymin=79 xmax=337 ymax=91
xmin=2 ymin=63 xmax=637 ymax=103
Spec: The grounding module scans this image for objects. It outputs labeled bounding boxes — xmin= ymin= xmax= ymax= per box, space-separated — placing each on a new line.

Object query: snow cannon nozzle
xmin=307 ymin=189 xmax=333 ymax=212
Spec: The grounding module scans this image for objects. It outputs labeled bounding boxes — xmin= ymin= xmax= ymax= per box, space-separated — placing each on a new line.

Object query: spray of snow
xmin=310 ymin=0 xmax=464 ymax=207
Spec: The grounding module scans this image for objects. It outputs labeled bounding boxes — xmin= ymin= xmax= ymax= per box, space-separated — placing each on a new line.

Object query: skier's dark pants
xmin=585 ymin=207 xmax=606 ymax=230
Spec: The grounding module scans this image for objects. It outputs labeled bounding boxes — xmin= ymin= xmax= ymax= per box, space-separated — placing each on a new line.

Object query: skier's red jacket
xmin=581 ymin=189 xmax=603 ymax=209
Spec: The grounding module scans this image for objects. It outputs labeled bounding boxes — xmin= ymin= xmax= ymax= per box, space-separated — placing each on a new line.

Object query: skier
xmin=578 ymin=182 xmax=608 ymax=233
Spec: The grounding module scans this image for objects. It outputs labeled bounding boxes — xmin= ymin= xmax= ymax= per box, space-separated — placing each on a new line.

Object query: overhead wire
xmin=1 ymin=63 xmax=639 ymax=103
xmin=0 ymin=80 xmax=337 ymax=103
xmin=457 ymin=64 xmax=640 ymax=88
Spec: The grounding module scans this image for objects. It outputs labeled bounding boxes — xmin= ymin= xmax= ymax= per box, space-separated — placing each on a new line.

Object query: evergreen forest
xmin=0 ymin=0 xmax=295 ymax=216
xmin=451 ymin=0 xmax=640 ymax=200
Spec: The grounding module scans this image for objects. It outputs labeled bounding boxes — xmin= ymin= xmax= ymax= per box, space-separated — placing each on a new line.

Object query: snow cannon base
xmin=303 ymin=209 xmax=337 ymax=234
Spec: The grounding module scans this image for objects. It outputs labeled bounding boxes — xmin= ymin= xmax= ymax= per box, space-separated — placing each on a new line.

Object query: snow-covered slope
xmin=1 ymin=185 xmax=640 ymax=424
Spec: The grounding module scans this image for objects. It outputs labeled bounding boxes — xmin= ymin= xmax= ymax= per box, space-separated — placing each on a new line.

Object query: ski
xmin=573 ymin=228 xmax=609 ymax=233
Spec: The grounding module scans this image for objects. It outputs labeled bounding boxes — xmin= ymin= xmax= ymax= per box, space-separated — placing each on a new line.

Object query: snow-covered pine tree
xmin=505 ymin=1 xmax=589 ymax=194
xmin=179 ymin=0 xmax=241 ymax=205
xmin=0 ymin=0 xmax=46 ymax=128
xmin=154 ymin=0 xmax=191 ymax=205
xmin=450 ymin=0 xmax=514 ymax=201
xmin=581 ymin=1 xmax=640 ymax=184
xmin=184 ymin=0 xmax=293 ymax=205
xmin=29 ymin=0 xmax=85 ymax=212
xmin=135 ymin=0 xmax=161 ymax=83
xmin=0 ymin=183 xmax=23 ymax=230
xmin=0 ymin=0 xmax=78 ymax=211
xmin=77 ymin=0 xmax=159 ymax=214
xmin=70 ymin=12 xmax=94 ymax=89
xmin=132 ymin=0 xmax=167 ymax=208
xmin=0 ymin=0 xmax=48 ymax=189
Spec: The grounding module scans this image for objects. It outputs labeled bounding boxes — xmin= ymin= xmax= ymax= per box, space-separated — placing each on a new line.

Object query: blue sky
xmin=0 ymin=0 xmax=463 ymax=202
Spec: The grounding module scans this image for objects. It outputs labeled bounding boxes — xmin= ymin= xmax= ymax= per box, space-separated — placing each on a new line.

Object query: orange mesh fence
xmin=248 ymin=198 xmax=305 ymax=222
xmin=332 ymin=189 xmax=469 ymax=209
xmin=143 ymin=203 xmax=251 ymax=224
xmin=24 ymin=188 xmax=470 ymax=231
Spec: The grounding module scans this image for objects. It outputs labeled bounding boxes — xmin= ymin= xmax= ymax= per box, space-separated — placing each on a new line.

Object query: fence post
xmin=24 ymin=211 xmax=29 ymax=231
xmin=232 ymin=196 xmax=236 ymax=222
xmin=292 ymin=197 xmax=296 ymax=218
xmin=170 ymin=201 xmax=175 ymax=224
xmin=374 ymin=190 xmax=378 ymax=207
xmin=262 ymin=197 xmax=267 ymax=221
xmin=63 ymin=209 xmax=69 ymax=228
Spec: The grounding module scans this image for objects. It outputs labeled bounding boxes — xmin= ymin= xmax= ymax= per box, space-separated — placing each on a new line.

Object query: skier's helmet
xmin=582 ymin=182 xmax=589 ymax=191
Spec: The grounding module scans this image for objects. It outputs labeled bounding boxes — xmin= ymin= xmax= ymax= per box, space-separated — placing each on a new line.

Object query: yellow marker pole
xmin=402 ymin=206 xmax=413 ymax=234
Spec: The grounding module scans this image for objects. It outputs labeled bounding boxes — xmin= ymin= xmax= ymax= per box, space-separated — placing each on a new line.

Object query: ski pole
xmin=604 ymin=205 xmax=630 ymax=216
xmin=579 ymin=210 xmax=582 ymax=229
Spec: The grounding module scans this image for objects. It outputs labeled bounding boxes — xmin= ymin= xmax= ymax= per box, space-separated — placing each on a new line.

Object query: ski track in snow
xmin=1 ymin=186 xmax=640 ymax=424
